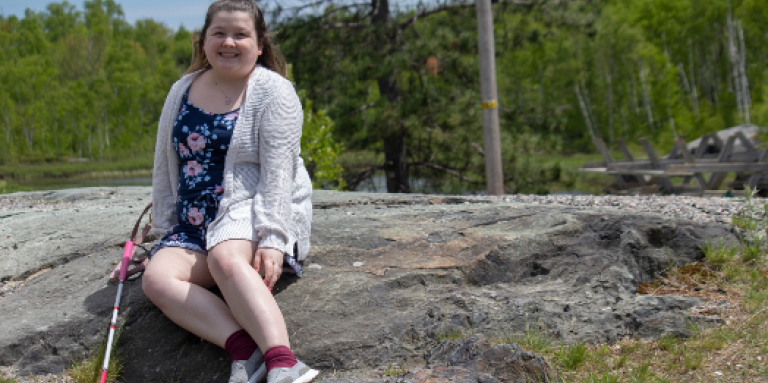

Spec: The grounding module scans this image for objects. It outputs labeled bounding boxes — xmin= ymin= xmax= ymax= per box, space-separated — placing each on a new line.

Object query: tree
xmin=276 ymin=0 xmax=607 ymax=193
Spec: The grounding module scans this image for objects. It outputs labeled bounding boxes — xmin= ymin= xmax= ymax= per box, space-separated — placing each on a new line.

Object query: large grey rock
xmin=0 ymin=187 xmax=153 ymax=282
xmin=0 ymin=188 xmax=737 ymax=382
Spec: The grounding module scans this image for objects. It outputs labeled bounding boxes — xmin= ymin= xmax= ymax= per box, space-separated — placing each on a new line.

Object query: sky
xmin=0 ymin=0 xmax=429 ymax=30
xmin=0 ymin=0 xmax=214 ymax=31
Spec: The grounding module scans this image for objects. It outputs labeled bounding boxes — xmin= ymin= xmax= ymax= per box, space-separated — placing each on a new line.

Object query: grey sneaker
xmin=229 ymin=349 xmax=267 ymax=383
xmin=266 ymin=360 xmax=319 ymax=383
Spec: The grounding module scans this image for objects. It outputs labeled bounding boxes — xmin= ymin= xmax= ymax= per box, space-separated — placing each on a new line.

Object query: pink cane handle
xmin=119 ymin=241 xmax=134 ymax=282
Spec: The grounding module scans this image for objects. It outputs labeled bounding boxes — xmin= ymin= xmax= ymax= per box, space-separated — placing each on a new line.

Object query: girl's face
xmin=204 ymin=11 xmax=261 ymax=79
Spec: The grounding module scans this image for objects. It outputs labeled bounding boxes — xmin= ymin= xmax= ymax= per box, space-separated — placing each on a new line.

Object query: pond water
xmin=16 ymin=176 xmax=153 ymax=191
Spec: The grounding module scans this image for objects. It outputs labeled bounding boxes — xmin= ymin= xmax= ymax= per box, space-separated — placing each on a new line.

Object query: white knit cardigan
xmin=151 ymin=65 xmax=313 ymax=261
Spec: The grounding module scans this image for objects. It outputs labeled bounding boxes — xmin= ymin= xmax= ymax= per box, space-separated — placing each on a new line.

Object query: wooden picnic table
xmin=579 ymin=133 xmax=768 ymax=196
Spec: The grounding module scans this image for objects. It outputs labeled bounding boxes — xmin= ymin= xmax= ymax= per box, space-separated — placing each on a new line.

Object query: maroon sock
xmin=264 ymin=346 xmax=297 ymax=371
xmin=225 ymin=329 xmax=259 ymax=361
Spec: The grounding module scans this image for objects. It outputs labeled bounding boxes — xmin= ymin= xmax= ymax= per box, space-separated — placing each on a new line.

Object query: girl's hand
xmin=253 ymin=247 xmax=283 ymax=290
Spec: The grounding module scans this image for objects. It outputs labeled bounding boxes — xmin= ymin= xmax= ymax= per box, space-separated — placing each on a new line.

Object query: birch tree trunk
xmin=605 ymin=69 xmax=614 ymax=144
xmin=4 ymin=112 xmax=10 ymax=146
xmin=727 ymin=12 xmax=744 ymax=120
xmin=638 ymin=62 xmax=655 ymax=131
xmin=678 ymin=63 xmax=697 ymax=114
xmin=575 ymin=83 xmax=597 ymax=142
xmin=582 ymin=78 xmax=599 ymax=139
xmin=688 ymin=41 xmax=699 ymax=115
xmin=738 ymin=20 xmax=751 ymax=124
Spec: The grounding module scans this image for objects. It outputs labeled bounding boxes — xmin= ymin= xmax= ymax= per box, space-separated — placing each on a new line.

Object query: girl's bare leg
xmin=207 ymin=239 xmax=290 ymax=351
xmin=142 ymin=247 xmax=241 ymax=348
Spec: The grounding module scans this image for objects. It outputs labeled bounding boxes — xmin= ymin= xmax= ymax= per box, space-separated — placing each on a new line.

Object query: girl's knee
xmin=206 ymin=249 xmax=232 ymax=276
xmin=141 ymin=262 xmax=172 ymax=303
xmin=207 ymin=246 xmax=249 ymax=277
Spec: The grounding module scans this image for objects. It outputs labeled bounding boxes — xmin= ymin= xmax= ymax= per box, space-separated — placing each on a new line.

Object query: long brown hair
xmin=184 ymin=0 xmax=286 ymax=77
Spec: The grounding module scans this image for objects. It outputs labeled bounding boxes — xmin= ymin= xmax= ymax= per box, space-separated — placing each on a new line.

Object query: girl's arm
xmin=151 ymin=87 xmax=183 ymax=235
xmin=251 ymin=79 xmax=303 ymax=262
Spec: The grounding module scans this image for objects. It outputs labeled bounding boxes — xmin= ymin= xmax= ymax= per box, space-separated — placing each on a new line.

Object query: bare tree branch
xmin=398 ymin=0 xmax=534 ymax=30
xmin=284 ymin=0 xmax=332 ymax=13
xmin=471 ymin=142 xmax=485 ymax=155
xmin=347 ymin=163 xmax=389 ymax=190
xmin=347 ymin=101 xmax=376 ymax=115
xmin=348 ymin=160 xmax=484 ymax=190
xmin=397 ymin=2 xmax=472 ymax=30
xmin=322 ymin=22 xmax=367 ymax=29
xmin=408 ymin=161 xmax=480 ymax=183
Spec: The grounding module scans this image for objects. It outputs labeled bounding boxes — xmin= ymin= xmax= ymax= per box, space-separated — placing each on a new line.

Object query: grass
xmin=437 ymin=328 xmax=465 ymax=342
xmin=0 ymin=180 xmax=32 ymax=194
xmin=384 ymin=364 xmax=406 ymax=377
xmin=488 ymin=187 xmax=768 ymax=382
xmin=0 ymin=156 xmax=154 ymax=181
xmin=527 ymin=152 xmax=606 ymax=194
xmin=556 ymin=342 xmax=588 ymax=371
xmin=493 ymin=324 xmax=553 ymax=353
xmin=0 ymin=156 xmax=154 ymax=194
xmin=0 ymin=336 xmax=122 ymax=383
xmin=67 ymin=337 xmax=123 ymax=383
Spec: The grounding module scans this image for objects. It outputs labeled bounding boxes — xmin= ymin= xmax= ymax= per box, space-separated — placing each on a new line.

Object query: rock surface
xmin=0 ymin=187 xmax=739 ymax=382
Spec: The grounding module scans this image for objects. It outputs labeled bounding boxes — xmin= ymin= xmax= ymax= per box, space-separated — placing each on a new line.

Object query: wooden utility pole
xmin=476 ymin=0 xmax=504 ymax=195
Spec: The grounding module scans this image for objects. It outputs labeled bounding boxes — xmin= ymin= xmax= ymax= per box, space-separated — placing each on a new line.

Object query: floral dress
xmin=151 ymin=88 xmax=303 ymax=275
xmin=150 ymin=88 xmax=237 ymax=255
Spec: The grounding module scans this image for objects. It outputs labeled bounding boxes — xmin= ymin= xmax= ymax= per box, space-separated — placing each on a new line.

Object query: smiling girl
xmin=139 ymin=1 xmax=317 ymax=382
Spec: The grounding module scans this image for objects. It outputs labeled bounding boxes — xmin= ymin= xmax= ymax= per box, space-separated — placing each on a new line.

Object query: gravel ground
xmin=492 ymin=194 xmax=764 ymax=224
xmin=0 ymin=366 xmax=73 ymax=383
xmin=0 ymin=197 xmax=102 ymax=212
xmin=2 ymin=191 xmax=762 ymax=224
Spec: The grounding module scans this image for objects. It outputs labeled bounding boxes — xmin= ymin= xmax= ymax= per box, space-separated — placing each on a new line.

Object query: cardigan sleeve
xmin=150 ymin=85 xmax=183 ymax=235
xmin=251 ymin=79 xmax=303 ymax=253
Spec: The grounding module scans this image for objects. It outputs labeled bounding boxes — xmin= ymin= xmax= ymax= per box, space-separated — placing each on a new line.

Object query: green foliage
xmin=586 ymin=372 xmax=619 ymax=383
xmin=437 ymin=328 xmax=465 ymax=342
xmin=300 ymin=96 xmax=346 ymax=190
xmin=702 ymin=239 xmax=737 ymax=266
xmin=5 ymin=0 xmax=768 ymax=193
xmin=274 ymin=0 xmax=768 ymax=191
xmin=497 ymin=323 xmax=553 ymax=353
xmin=383 ymin=364 xmax=406 ymax=377
xmin=556 ymin=342 xmax=588 ymax=370
xmin=68 ymin=336 xmax=123 ymax=383
xmin=731 ymin=186 xmax=768 ymax=263
xmin=656 ymin=334 xmax=680 ymax=352
xmin=0 ymin=180 xmax=32 ymax=194
xmin=0 ymin=0 xmax=187 ymax=165
xmin=628 ymin=363 xmax=652 ymax=383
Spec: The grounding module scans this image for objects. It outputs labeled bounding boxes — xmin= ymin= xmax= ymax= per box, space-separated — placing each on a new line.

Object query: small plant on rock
xmin=702 ymin=239 xmax=737 ymax=267
xmin=556 ymin=342 xmax=587 ymax=371
xmin=496 ymin=323 xmax=552 ymax=353
xmin=586 ymin=372 xmax=619 ymax=383
xmin=628 ymin=363 xmax=651 ymax=383
xmin=384 ymin=364 xmax=406 ymax=377
xmin=68 ymin=337 xmax=122 ymax=383
xmin=731 ymin=186 xmax=768 ymax=262
xmin=437 ymin=328 xmax=465 ymax=342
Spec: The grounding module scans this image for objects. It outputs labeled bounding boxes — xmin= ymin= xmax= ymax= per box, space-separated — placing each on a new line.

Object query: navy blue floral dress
xmin=151 ymin=88 xmax=303 ymax=275
xmin=152 ymin=88 xmax=237 ymax=255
